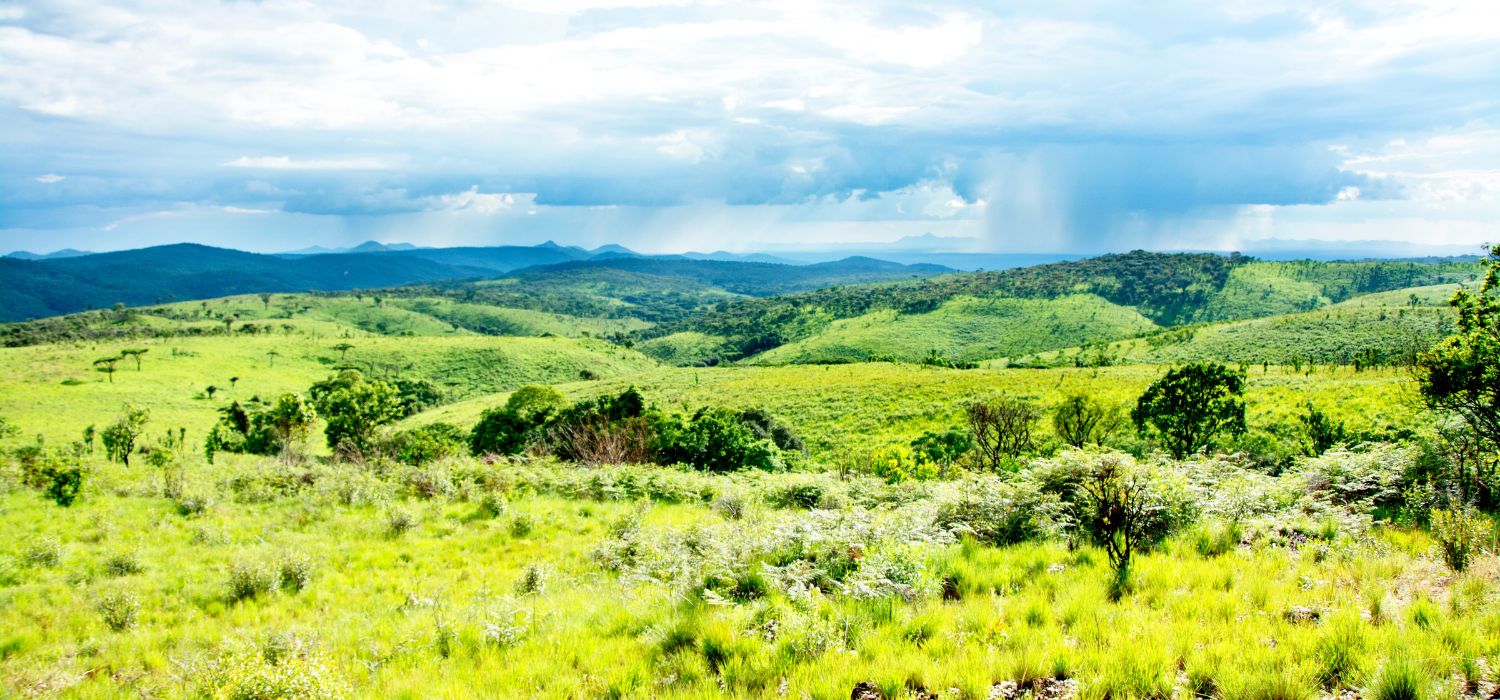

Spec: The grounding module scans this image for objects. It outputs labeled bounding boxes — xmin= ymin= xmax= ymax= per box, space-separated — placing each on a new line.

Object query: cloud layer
xmin=1 ymin=0 xmax=1498 ymax=253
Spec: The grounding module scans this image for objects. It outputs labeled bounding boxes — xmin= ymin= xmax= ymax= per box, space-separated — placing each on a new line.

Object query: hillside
xmin=747 ymin=294 xmax=1157 ymax=366
xmin=1008 ymin=282 xmax=1463 ymax=369
xmin=0 ymin=333 xmax=656 ymax=445
xmin=637 ymin=252 xmax=1478 ymax=365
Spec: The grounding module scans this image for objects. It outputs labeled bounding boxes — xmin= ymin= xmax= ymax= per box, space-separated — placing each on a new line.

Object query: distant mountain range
xmin=0 ymin=242 xmax=952 ymax=322
xmin=4 ymin=248 xmax=95 ymax=261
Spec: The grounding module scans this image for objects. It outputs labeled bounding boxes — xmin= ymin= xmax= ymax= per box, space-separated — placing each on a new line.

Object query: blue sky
xmin=1 ymin=0 xmax=1498 ymax=254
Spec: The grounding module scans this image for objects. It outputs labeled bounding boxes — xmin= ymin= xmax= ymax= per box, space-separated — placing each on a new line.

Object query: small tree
xmin=94 ymin=356 xmax=121 ymax=383
xmin=205 ymin=385 xmax=219 ymax=399
xmin=266 ymin=393 xmax=318 ymax=459
xmin=101 ymin=405 xmax=150 ymax=466
xmin=310 ymin=370 xmax=402 ymax=453
xmin=1053 ymin=394 xmax=1121 ymax=448
xmin=119 ymin=348 xmax=149 ymax=371
xmin=267 ymin=350 xmax=280 ymax=368
xmin=1072 ymin=455 xmax=1190 ymax=593
xmin=260 ymin=293 xmax=273 ymax=309
xmin=1299 ymin=402 xmax=1347 ymax=456
xmin=967 ymin=397 xmax=1039 ymax=470
xmin=332 ymin=343 xmax=355 ymax=361
xmin=1131 ymin=362 xmax=1247 ymax=459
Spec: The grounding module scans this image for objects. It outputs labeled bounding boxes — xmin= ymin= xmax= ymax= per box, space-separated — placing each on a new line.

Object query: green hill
xmin=0 ymin=334 xmax=657 ymax=446
xmin=1010 ymin=282 xmax=1463 ymax=368
xmin=747 ymin=294 xmax=1157 ymax=365
xmin=639 ymin=252 xmax=1477 ymax=365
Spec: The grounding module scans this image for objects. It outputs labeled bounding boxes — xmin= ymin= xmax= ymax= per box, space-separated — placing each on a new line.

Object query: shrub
xmin=1053 ymin=394 xmax=1122 ymax=448
xmin=910 ymin=427 xmax=973 ymax=465
xmin=278 ymin=551 xmax=316 ymax=592
xmin=196 ymin=648 xmax=351 ymax=700
xmin=1300 ymin=403 xmax=1348 ymax=456
xmin=385 ymin=422 xmax=467 ymax=466
xmin=866 ymin=445 xmax=940 ymax=483
xmin=483 ymin=610 xmax=531 ymax=649
xmin=97 ymin=591 xmax=140 ymax=632
xmin=385 ymin=508 xmax=417 ymax=538
xmin=932 ymin=477 xmax=1059 ymax=546
xmin=22 ymin=536 xmax=62 ymax=568
xmin=101 ymin=405 xmax=150 ymax=466
xmin=657 ymin=407 xmax=782 ymax=473
xmin=476 ymin=492 xmax=507 ymax=519
xmin=737 ymin=407 xmax=805 ymax=453
xmin=469 ymin=385 xmax=568 ymax=456
xmin=509 ymin=513 xmax=536 ymax=538
xmin=1072 ymin=453 xmax=1195 ymax=575
xmin=1430 ymin=506 xmax=1492 ymax=572
xmin=309 ymin=370 xmax=403 ymax=453
xmin=712 ymin=492 xmax=747 ymax=520
xmin=514 ymin=563 xmax=549 ymax=596
xmin=103 ymin=550 xmax=144 ymax=577
xmin=227 ymin=560 xmax=278 ymax=602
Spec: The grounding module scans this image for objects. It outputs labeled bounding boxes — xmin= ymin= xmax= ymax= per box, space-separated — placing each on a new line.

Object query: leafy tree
xmin=967 ymin=397 xmax=1039 ymax=470
xmin=119 ymin=348 xmax=148 ymax=371
xmin=658 ymin=407 xmax=780 ymax=473
xmin=1053 ymin=394 xmax=1122 ymax=448
xmin=1131 ymin=363 xmax=1247 ymax=459
xmin=1299 ymin=403 xmax=1347 ymax=456
xmin=259 ymin=293 xmax=273 ymax=309
xmin=266 ymin=393 xmax=318 ymax=454
xmin=332 ymin=343 xmax=355 ymax=361
xmin=470 ymin=385 xmax=569 ymax=456
xmin=94 ymin=355 xmax=121 ymax=383
xmin=392 ymin=378 xmax=445 ymax=417
xmin=1417 ymin=244 xmax=1500 ymax=450
xmin=266 ymin=350 xmax=280 ymax=368
xmin=101 ymin=405 xmax=150 ymax=466
xmin=39 ymin=449 xmax=86 ymax=507
xmin=309 ymin=370 xmax=402 ymax=452
xmin=205 ymin=385 xmax=219 ymax=399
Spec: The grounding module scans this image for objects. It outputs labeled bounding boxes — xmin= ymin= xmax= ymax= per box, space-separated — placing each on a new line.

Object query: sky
xmin=1 ymin=0 xmax=1498 ymax=255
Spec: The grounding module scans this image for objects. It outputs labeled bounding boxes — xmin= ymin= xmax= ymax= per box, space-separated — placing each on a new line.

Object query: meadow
xmin=1 ymin=254 xmax=1496 ymax=700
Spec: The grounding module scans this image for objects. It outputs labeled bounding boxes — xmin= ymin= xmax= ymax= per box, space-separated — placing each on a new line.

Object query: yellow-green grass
xmin=411 ymin=363 xmax=1421 ymax=459
xmin=636 ymin=331 xmax=734 ymax=365
xmin=0 ymin=335 xmax=657 ymax=446
xmin=747 ymin=295 xmax=1157 ymax=365
xmin=0 ymin=457 xmax=1491 ymax=698
xmin=135 ymin=293 xmax=648 ymax=339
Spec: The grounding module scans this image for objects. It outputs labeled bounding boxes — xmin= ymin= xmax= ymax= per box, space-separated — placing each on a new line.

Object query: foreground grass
xmin=1 ymin=457 xmax=1493 ymax=699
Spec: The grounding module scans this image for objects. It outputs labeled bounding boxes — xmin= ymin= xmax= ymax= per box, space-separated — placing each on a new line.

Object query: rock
xmin=852 ymin=681 xmax=885 ymax=700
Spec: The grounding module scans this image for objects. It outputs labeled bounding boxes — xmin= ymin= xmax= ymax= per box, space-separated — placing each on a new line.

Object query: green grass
xmin=412 ymin=363 xmax=1419 ymax=459
xmin=746 ymin=295 xmax=1157 ymax=365
xmin=0 ymin=334 xmax=657 ymax=446
xmin=0 ymin=456 xmax=1487 ymax=698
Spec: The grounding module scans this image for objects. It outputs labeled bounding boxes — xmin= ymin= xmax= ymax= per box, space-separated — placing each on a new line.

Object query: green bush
xmin=384 ymin=422 xmax=467 ymax=466
xmin=97 ymin=591 xmax=141 ymax=632
xmin=658 ymin=407 xmax=781 ymax=473
xmin=227 ymin=559 xmax=277 ymax=602
xmin=932 ymin=477 xmax=1059 ymax=546
xmin=1430 ymin=506 xmax=1492 ymax=572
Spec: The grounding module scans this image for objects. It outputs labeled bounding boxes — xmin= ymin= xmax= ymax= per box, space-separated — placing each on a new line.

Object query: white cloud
xmin=35 ymin=173 xmax=64 ymax=183
xmin=223 ymin=156 xmax=394 ymax=170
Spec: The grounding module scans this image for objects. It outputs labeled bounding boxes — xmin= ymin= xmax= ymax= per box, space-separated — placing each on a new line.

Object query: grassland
xmin=0 ymin=334 xmax=656 ymax=446
xmin=413 ymin=363 xmax=1421 ymax=460
xmin=1 ymin=453 xmax=1494 ymax=699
